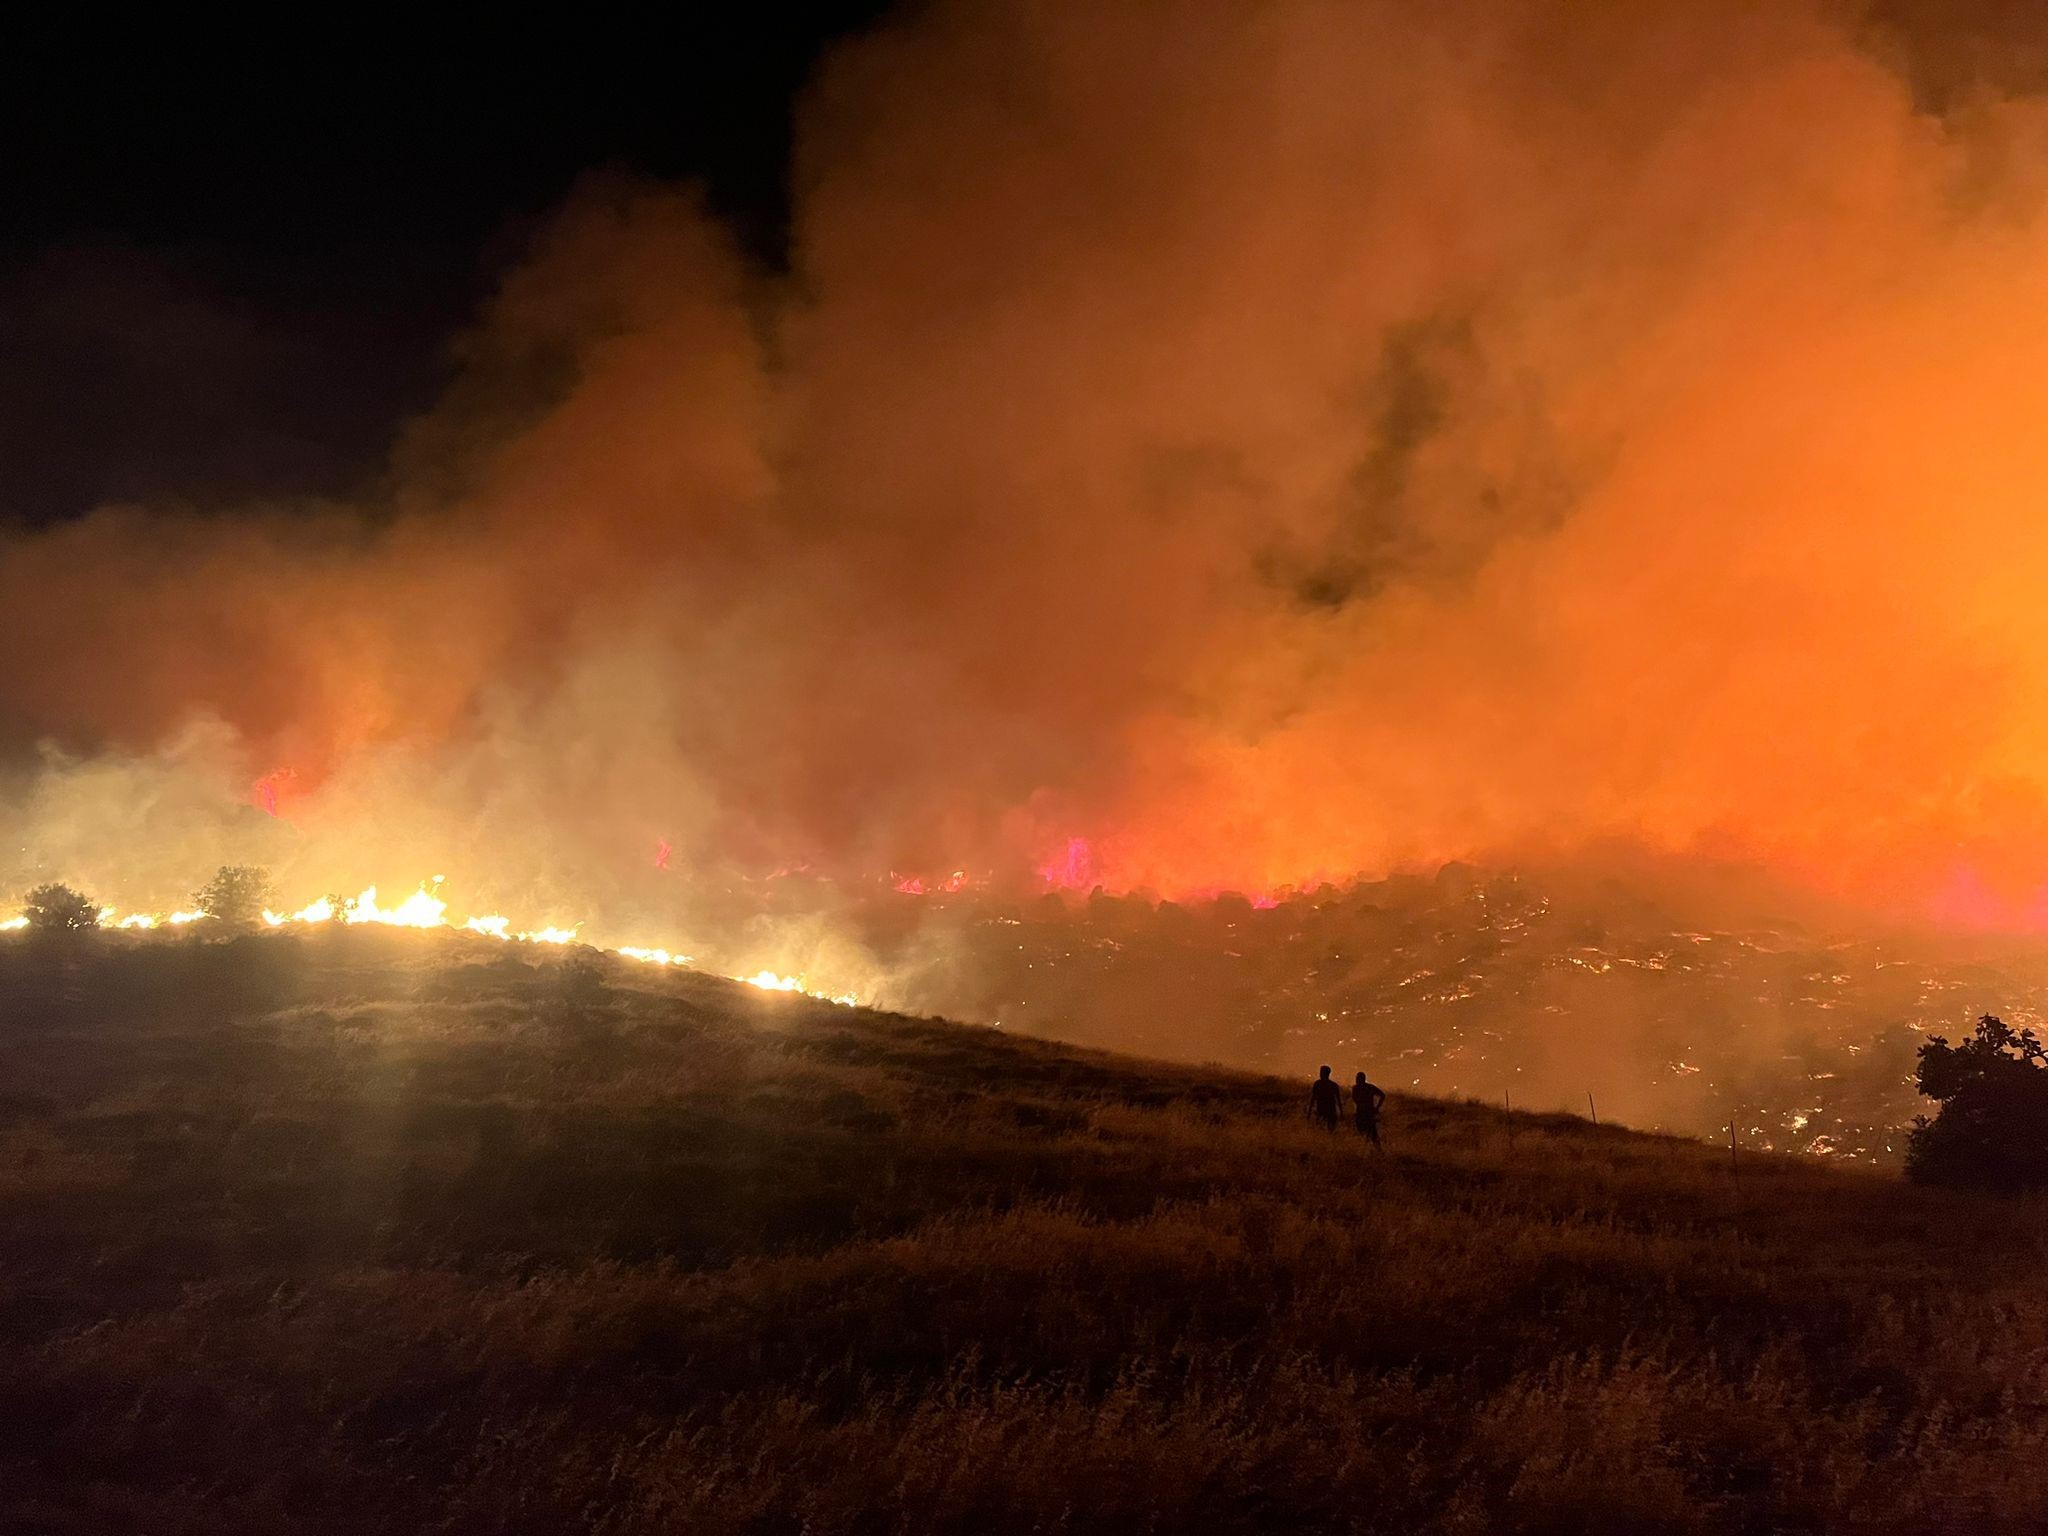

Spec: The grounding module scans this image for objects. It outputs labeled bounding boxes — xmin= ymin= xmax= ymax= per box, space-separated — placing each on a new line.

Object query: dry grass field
xmin=3 ymin=929 xmax=2045 ymax=1533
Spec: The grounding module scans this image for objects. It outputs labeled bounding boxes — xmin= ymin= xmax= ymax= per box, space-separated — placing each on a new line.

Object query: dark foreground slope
xmin=2 ymin=933 xmax=2044 ymax=1534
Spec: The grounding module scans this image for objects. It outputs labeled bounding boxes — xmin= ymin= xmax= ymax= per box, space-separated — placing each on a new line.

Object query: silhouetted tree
xmin=22 ymin=883 xmax=99 ymax=933
xmin=1906 ymin=1014 xmax=2048 ymax=1193
xmin=195 ymin=865 xmax=272 ymax=926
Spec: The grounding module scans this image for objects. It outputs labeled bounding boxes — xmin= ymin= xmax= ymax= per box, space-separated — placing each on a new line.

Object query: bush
xmin=1905 ymin=1014 xmax=2048 ymax=1193
xmin=22 ymin=882 xmax=100 ymax=933
xmin=195 ymin=865 xmax=273 ymax=926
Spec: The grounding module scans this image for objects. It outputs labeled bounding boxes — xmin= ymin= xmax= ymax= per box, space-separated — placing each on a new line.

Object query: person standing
xmin=1307 ymin=1065 xmax=1342 ymax=1131
xmin=1352 ymin=1072 xmax=1386 ymax=1148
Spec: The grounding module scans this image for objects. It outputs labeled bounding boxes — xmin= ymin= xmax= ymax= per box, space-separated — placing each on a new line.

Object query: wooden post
xmin=1729 ymin=1117 xmax=1741 ymax=1186
xmin=1504 ymin=1088 xmax=1514 ymax=1150
xmin=1587 ymin=1092 xmax=1598 ymax=1127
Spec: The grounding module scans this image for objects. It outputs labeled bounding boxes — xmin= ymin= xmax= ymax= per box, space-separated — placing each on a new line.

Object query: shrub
xmin=195 ymin=865 xmax=273 ymax=926
xmin=1905 ymin=1014 xmax=2048 ymax=1193
xmin=22 ymin=882 xmax=100 ymax=932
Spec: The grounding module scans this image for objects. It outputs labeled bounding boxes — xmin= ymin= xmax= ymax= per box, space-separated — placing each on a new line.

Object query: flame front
xmin=17 ymin=877 xmax=859 ymax=1009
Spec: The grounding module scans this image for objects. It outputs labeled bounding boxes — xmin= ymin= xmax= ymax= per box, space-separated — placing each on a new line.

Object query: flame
xmin=346 ymin=883 xmax=447 ymax=928
xmin=741 ymin=969 xmax=858 ymax=1005
xmin=3 ymin=874 xmax=857 ymax=1007
xmin=262 ymin=888 xmax=448 ymax=928
xmin=264 ymin=896 xmax=334 ymax=927
xmin=97 ymin=908 xmax=209 ymax=929
xmin=1039 ymin=837 xmax=1096 ymax=891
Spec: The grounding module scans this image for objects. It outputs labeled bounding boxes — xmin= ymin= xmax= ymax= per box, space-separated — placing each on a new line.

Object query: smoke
xmin=8 ymin=0 xmax=2048 ymax=930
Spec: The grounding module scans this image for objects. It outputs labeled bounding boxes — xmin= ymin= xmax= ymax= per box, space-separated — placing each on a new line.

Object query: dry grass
xmin=2 ymin=928 xmax=2045 ymax=1533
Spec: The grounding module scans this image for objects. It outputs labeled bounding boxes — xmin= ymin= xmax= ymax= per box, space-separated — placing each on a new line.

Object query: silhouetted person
xmin=1352 ymin=1072 xmax=1386 ymax=1148
xmin=1308 ymin=1065 xmax=1342 ymax=1131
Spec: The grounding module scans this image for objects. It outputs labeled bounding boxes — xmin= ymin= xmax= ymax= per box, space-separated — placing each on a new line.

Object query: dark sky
xmin=5 ymin=1 xmax=2042 ymax=533
xmin=0 ymin=8 xmax=893 ymax=527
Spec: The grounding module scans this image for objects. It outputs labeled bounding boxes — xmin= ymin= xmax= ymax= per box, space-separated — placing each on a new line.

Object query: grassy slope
xmin=2 ymin=931 xmax=2045 ymax=1535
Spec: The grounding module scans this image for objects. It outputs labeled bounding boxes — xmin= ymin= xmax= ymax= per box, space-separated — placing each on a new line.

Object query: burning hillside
xmin=9 ymin=855 xmax=2040 ymax=1161
xmin=11 ymin=0 xmax=2048 ymax=1120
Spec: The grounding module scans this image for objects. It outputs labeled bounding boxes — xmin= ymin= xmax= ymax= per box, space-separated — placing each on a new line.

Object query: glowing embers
xmin=892 ymin=870 xmax=973 ymax=896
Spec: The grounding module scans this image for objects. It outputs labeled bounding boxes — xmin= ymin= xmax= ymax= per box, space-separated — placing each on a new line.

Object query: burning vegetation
xmin=21 ymin=4 xmax=2048 ymax=1530
xmin=12 ymin=0 xmax=2048 ymax=921
xmin=3 ymin=868 xmax=849 ymax=1006
xmin=6 ymin=854 xmax=2041 ymax=1164
xmin=10 ymin=0 xmax=2048 ymax=1169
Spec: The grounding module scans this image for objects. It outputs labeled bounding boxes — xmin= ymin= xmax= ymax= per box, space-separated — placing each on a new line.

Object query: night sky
xmin=0 ymin=8 xmax=890 ymax=528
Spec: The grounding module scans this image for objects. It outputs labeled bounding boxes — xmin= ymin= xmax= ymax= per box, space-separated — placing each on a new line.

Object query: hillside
xmin=653 ymin=862 xmax=2048 ymax=1162
xmin=3 ymin=930 xmax=2044 ymax=1534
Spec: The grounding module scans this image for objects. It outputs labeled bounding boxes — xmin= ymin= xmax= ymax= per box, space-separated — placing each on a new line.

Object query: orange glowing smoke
xmin=8 ymin=1 xmax=2048 ymax=928
xmin=251 ymin=769 xmax=298 ymax=819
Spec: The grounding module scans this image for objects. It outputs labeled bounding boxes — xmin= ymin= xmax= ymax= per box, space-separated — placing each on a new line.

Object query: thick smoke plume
xmin=8 ymin=0 xmax=2048 ymax=929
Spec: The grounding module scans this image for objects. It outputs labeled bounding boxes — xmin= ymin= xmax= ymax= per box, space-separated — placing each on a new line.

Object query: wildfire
xmin=1039 ymin=837 xmax=1096 ymax=891
xmin=261 ymin=886 xmax=447 ymax=929
xmin=892 ymin=870 xmax=973 ymax=896
xmin=268 ymin=897 xmax=335 ymax=925
xmin=77 ymin=908 xmax=206 ymax=932
xmin=4 ymin=875 xmax=859 ymax=1008
xmin=743 ymin=969 xmax=859 ymax=1006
